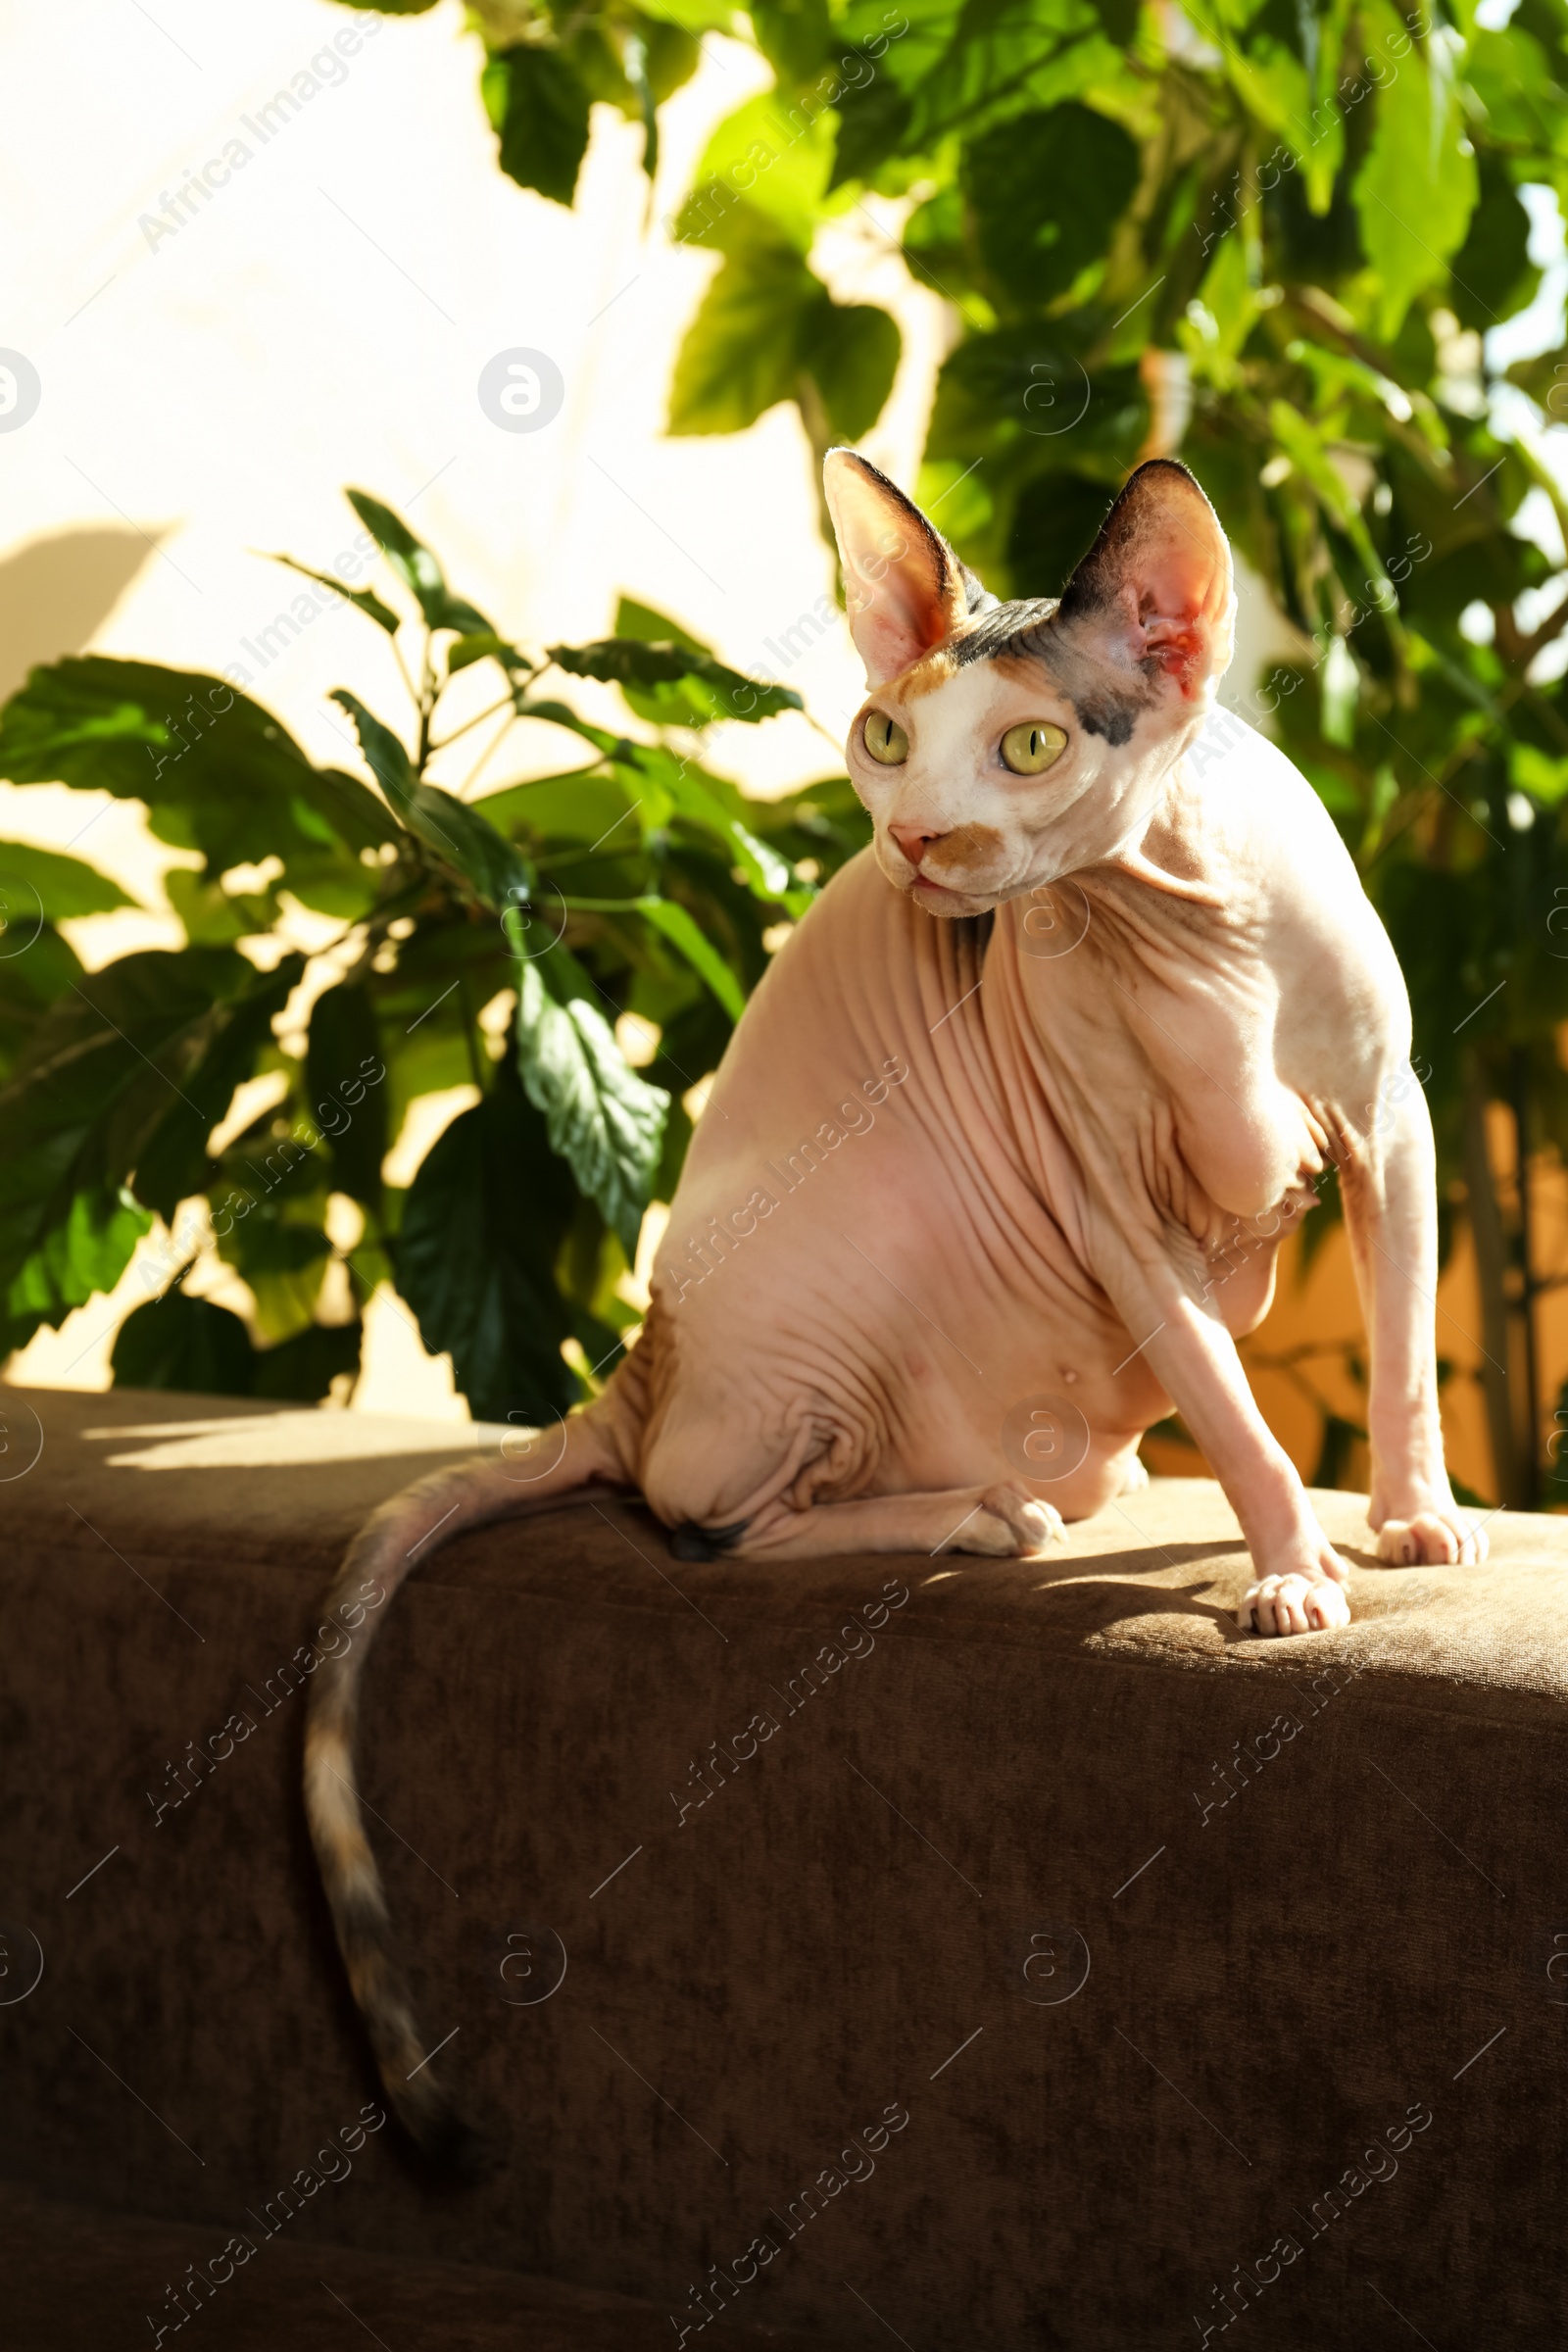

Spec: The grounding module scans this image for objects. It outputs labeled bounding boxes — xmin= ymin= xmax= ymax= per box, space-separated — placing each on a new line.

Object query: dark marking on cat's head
xmin=950 ymin=599 xmax=1060 ymax=669
xmin=1064 ymin=687 xmax=1144 ymax=745
xmin=949 ymin=595 xmax=1154 ymax=744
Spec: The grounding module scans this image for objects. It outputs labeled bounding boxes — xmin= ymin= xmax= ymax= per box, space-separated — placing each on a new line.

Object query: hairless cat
xmin=306 ymin=451 xmax=1486 ymax=2161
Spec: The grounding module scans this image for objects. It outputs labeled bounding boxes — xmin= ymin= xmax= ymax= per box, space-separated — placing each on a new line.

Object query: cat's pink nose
xmin=890 ymin=821 xmax=945 ymax=869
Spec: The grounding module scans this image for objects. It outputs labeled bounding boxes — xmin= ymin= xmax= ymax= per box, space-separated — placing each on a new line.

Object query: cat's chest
xmin=1000 ymin=880 xmax=1340 ymax=1226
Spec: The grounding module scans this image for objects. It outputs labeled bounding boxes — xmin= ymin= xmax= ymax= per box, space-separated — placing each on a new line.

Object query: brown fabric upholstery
xmin=2 ymin=1382 xmax=1563 ymax=2349
xmin=0 ymin=2180 xmax=820 ymax=2350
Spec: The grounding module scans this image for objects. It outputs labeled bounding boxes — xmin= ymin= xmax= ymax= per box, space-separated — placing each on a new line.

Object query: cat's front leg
xmin=1103 ymin=1257 xmax=1352 ymax=1636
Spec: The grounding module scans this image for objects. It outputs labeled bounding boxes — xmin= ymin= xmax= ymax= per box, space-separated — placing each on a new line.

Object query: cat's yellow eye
xmin=862 ymin=710 xmax=909 ymax=765
xmin=1000 ymin=720 xmax=1067 ymax=775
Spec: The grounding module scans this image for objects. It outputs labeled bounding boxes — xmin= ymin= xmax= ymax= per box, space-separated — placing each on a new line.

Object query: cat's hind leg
xmin=725 ymin=1481 xmax=1064 ymax=1561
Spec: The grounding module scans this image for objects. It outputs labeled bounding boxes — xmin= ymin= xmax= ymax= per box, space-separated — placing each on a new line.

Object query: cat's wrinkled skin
xmin=306 ymin=451 xmax=1484 ymax=2162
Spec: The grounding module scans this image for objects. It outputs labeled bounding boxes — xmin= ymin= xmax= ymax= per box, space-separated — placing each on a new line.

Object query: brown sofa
xmin=1 ymin=1381 xmax=1562 ymax=2349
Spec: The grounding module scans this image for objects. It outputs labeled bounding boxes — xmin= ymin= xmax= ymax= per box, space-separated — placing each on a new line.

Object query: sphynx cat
xmin=306 ymin=452 xmax=1485 ymax=2160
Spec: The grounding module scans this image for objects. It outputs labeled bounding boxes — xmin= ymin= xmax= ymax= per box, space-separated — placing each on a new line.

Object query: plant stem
xmin=416 ymin=628 xmax=437 ymax=773
xmin=392 ymin=635 xmax=420 ymax=710
xmin=429 ymin=694 xmax=516 ymax=752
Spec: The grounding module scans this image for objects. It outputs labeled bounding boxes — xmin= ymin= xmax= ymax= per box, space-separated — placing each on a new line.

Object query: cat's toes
xmin=1240 ymin=1572 xmax=1351 ymax=1637
xmin=1376 ymin=1509 xmax=1490 ymax=1567
xmin=965 ymin=1484 xmax=1065 ymax=1558
xmin=1121 ymin=1453 xmax=1152 ymax=1494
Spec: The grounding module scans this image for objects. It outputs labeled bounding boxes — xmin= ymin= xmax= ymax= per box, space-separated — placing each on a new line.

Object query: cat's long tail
xmin=303 ymin=1411 xmax=624 ymax=2172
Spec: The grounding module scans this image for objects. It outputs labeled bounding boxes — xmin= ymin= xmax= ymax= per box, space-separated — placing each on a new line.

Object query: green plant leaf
xmin=207 ymin=1104 xmax=332 ymax=1252
xmin=482 ymin=44 xmax=593 ymax=208
xmin=328 ymin=688 xmax=416 ymax=808
xmin=364 ymin=919 xmax=510 ymax=1147
xmin=1353 ymin=6 xmax=1479 ymax=341
xmin=634 ymin=741 xmax=808 ymax=908
xmin=216 ymin=1208 xmax=331 ymax=1346
xmin=132 ymin=1285 xmax=357 ymax=1400
xmin=293 ymin=762 xmax=407 ymax=858
xmin=513 ymin=950 xmax=669 ymax=1255
xmin=615 ymin=596 xmax=709 ymax=654
xmin=797 ymin=294 xmax=901 ymax=437
xmin=307 ymin=982 xmax=388 ymax=1204
xmin=0 ymin=841 xmax=137 ymax=921
xmin=1510 ymin=743 xmax=1568 ymax=806
xmin=549 ymin=639 xmax=723 ymax=688
xmin=409 ymin=785 xmax=536 ymax=910
xmin=1449 ymin=156 xmax=1539 ymax=331
xmin=836 ymin=0 xmax=1126 ymax=161
xmin=549 ymin=636 xmax=803 ymax=724
xmin=266 ymin=552 xmax=402 ymax=635
xmin=165 ymin=867 xmax=280 ymax=946
xmin=133 ymin=955 xmax=309 ymax=1220
xmin=629 ymin=896 xmax=748 ymax=1018
xmin=0 ymin=658 xmax=382 ymax=897
xmin=637 ymin=0 xmax=737 ymax=29
xmin=395 ymin=1071 xmax=581 ymax=1421
xmin=749 ymin=772 xmax=872 ymax=875
xmin=829 ymin=62 xmax=913 ymax=190
xmin=961 ymin=102 xmax=1139 ymax=306
xmin=680 ymin=89 xmax=841 ymax=252
xmin=0 ymin=947 xmax=303 ymax=1334
xmin=1180 ymin=228 xmax=1257 ymax=382
xmin=668 ymin=223 xmax=819 ymax=432
xmin=111 ymin=1281 xmax=256 ymax=1397
xmin=608 ymin=597 xmax=722 ymax=727
xmin=447 ymin=630 xmax=529 ymax=676
xmin=1266 ymin=403 xmax=1389 ymax=594
xmin=750 ymin=0 xmax=831 ymax=79
xmin=344 ymin=491 xmax=494 ymax=635
xmin=1187 ymin=0 xmax=1342 ymax=211
xmin=475 ymin=765 xmax=630 ymax=849
xmin=667 ymin=206 xmax=898 ymax=442
xmin=251 ymin=1318 xmax=363 ymax=1401
xmin=330 ymin=687 xmax=535 ymax=910
xmin=4 ymin=1185 xmax=152 ymax=1354
xmin=0 ymin=924 xmax=86 ymax=1086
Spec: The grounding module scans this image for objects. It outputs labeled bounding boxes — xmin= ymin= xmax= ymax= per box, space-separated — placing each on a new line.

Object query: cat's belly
xmin=633 ymin=1233 xmax=1163 ymax=1532
xmin=641 ymin=1054 xmax=1167 ymax=1528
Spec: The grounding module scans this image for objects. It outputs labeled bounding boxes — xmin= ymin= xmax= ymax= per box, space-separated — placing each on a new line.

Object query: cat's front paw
xmin=1240 ymin=1572 xmax=1351 ymax=1636
xmin=1240 ymin=1545 xmax=1351 ymax=1637
xmin=1374 ymin=1506 xmax=1489 ymax=1567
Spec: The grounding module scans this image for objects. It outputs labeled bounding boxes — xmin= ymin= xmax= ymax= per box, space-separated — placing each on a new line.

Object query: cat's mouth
xmin=876 ymin=838 xmax=999 ymax=911
xmin=909 ymin=873 xmax=993 ymax=912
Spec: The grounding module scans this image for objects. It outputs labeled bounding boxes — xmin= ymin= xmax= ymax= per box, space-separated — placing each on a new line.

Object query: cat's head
xmin=824 ymin=449 xmax=1236 ymax=915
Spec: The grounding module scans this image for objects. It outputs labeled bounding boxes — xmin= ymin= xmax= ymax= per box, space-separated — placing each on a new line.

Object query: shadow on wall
xmin=0 ymin=525 xmax=160 ymax=700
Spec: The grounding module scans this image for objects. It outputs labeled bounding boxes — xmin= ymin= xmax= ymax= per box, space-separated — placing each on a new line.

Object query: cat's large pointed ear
xmin=1056 ymin=459 xmax=1235 ymax=701
xmin=824 ymin=448 xmax=991 ymax=686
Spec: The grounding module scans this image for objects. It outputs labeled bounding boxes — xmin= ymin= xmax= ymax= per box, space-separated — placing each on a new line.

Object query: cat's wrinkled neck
xmin=1094 ymin=731 xmax=1230 ymax=909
